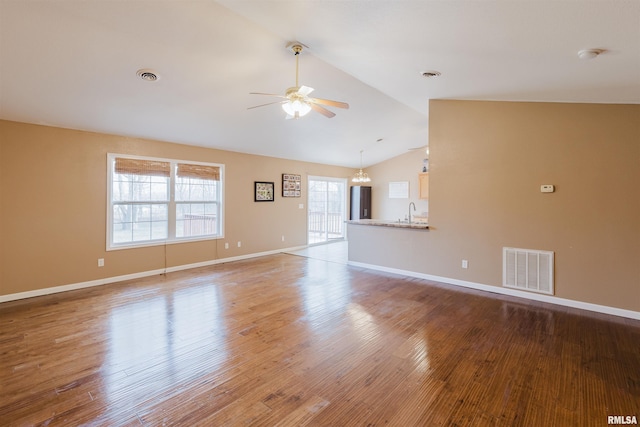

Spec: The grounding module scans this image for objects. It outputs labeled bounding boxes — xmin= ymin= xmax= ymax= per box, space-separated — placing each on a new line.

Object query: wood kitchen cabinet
xmin=419 ymin=173 xmax=429 ymax=199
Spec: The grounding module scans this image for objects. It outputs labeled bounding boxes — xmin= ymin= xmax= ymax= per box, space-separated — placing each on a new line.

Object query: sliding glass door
xmin=307 ymin=176 xmax=347 ymax=245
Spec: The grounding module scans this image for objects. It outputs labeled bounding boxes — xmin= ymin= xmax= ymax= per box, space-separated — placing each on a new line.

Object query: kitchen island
xmin=346 ymin=219 xmax=431 ymax=272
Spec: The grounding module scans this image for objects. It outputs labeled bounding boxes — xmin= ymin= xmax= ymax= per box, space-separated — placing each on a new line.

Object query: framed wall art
xmin=254 ymin=181 xmax=274 ymax=202
xmin=282 ymin=173 xmax=301 ymax=198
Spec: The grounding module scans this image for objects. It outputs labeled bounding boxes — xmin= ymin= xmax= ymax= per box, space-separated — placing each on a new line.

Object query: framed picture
xmin=282 ymin=174 xmax=301 ymax=198
xmin=254 ymin=181 xmax=274 ymax=202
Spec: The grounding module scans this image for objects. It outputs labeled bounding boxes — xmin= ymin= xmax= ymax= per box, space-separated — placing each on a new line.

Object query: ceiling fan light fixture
xmin=248 ymin=42 xmax=348 ymax=119
xmin=282 ymin=99 xmax=311 ymax=117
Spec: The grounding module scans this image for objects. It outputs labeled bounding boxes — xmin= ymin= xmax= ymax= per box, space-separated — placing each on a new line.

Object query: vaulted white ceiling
xmin=1 ymin=1 xmax=638 ymax=168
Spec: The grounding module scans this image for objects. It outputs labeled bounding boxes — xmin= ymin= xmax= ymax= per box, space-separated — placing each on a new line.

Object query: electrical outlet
xmin=281 ymin=235 xmax=285 ymax=242
xmin=298 ymin=203 xmax=304 ymax=209
xmin=224 ymin=242 xmax=229 ymax=249
xmin=237 ymin=241 xmax=241 ymax=248
xmin=98 ymin=258 xmax=104 ymax=267
xmin=462 ymin=259 xmax=468 ymax=269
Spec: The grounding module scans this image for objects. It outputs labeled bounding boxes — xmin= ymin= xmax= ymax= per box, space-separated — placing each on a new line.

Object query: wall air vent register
xmin=503 ymin=247 xmax=554 ymax=295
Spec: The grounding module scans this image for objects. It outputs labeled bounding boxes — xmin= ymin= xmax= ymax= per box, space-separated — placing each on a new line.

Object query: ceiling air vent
xmin=136 ymin=69 xmax=159 ymax=82
xmin=421 ymin=70 xmax=441 ymax=78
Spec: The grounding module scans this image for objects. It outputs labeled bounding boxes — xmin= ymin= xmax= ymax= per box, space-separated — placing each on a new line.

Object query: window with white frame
xmin=107 ymin=154 xmax=223 ymax=250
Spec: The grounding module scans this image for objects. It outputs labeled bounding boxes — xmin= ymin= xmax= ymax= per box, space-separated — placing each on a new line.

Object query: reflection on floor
xmin=287 ymin=240 xmax=348 ymax=264
xmin=2 ymin=245 xmax=638 ymax=425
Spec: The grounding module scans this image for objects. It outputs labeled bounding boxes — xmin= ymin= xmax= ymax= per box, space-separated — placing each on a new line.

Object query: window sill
xmin=107 ymin=235 xmax=223 ymax=251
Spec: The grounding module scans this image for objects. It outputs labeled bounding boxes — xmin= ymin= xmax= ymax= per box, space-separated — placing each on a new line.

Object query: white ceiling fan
xmin=248 ymin=43 xmax=349 ymax=119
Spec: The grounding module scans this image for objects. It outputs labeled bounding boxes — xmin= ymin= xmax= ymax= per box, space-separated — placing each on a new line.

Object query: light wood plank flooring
xmin=287 ymin=240 xmax=348 ymax=264
xmin=1 ymin=253 xmax=638 ymax=426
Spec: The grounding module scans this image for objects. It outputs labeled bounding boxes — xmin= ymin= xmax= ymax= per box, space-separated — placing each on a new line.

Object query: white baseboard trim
xmin=0 ymin=246 xmax=306 ymax=304
xmin=0 ymin=268 xmax=167 ymax=304
xmin=4 ymin=249 xmax=637 ymax=321
xmin=348 ymin=261 xmax=640 ymax=321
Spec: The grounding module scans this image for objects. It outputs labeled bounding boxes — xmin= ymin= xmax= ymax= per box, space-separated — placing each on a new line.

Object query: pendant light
xmin=352 ymin=150 xmax=371 ymax=183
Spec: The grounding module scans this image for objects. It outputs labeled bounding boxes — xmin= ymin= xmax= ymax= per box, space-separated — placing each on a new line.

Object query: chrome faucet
xmin=408 ymin=202 xmax=416 ymax=224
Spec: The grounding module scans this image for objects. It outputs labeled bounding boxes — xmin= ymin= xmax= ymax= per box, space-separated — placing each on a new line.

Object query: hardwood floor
xmin=0 ymin=254 xmax=638 ymax=426
xmin=287 ymin=240 xmax=348 ymax=264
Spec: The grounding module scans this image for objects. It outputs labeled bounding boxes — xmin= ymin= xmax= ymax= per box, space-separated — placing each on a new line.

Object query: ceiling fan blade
xmin=309 ymin=103 xmax=336 ymax=118
xmin=297 ymin=85 xmax=314 ymax=96
xmin=247 ymin=100 xmax=286 ymax=110
xmin=249 ymin=92 xmax=286 ymax=98
xmin=309 ymin=97 xmax=349 ymax=109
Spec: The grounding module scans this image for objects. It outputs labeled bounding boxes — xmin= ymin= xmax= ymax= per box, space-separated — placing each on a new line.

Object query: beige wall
xmin=3 ymin=99 xmax=639 ymax=313
xmin=366 ymin=151 xmax=429 ymax=221
xmin=366 ymin=100 xmax=639 ymax=312
xmin=0 ymin=120 xmax=352 ymax=297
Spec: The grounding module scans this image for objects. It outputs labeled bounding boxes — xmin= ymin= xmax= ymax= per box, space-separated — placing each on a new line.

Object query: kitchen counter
xmin=345 ymin=219 xmax=429 ymax=230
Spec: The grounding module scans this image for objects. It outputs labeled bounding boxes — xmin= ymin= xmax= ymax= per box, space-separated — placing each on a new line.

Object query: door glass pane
xmin=308 ymin=177 xmax=346 ymax=244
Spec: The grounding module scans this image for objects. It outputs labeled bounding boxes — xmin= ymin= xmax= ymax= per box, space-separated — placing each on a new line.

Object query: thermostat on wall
xmin=541 ymin=184 xmax=555 ymax=193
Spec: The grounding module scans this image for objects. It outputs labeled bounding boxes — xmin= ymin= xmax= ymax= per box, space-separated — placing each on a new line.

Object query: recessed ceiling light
xmin=421 ymin=70 xmax=441 ymax=78
xmin=136 ymin=68 xmax=160 ymax=81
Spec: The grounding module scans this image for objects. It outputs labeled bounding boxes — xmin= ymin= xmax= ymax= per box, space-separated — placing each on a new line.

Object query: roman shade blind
xmin=114 ymin=158 xmax=170 ymax=177
xmin=177 ymin=163 xmax=220 ymax=181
